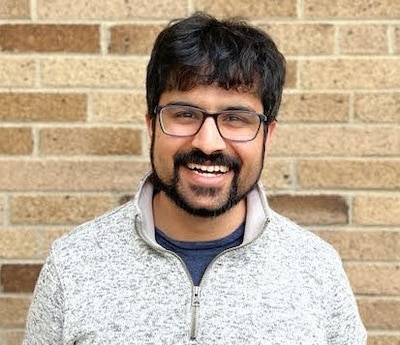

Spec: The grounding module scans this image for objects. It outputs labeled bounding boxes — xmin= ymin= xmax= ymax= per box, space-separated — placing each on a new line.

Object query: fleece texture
xmin=23 ymin=176 xmax=367 ymax=345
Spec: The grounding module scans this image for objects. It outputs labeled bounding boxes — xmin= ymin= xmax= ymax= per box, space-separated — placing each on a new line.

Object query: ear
xmin=264 ymin=121 xmax=276 ymax=151
xmin=146 ymin=114 xmax=153 ymax=137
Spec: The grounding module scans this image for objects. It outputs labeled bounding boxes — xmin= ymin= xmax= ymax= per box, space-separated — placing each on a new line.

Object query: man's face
xmin=147 ymin=85 xmax=275 ymax=218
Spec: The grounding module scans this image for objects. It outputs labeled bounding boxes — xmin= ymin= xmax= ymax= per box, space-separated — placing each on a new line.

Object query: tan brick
xmin=41 ymin=57 xmax=147 ymax=88
xmin=367 ymin=335 xmax=400 ymax=345
xmin=10 ymin=194 xmax=114 ymax=225
xmin=345 ymin=263 xmax=400 ymax=295
xmin=39 ymin=127 xmax=142 ymax=155
xmin=37 ymin=228 xmax=70 ymax=258
xmin=260 ymin=24 xmax=334 ymax=55
xmin=316 ymin=230 xmax=400 ymax=261
xmin=0 ymin=0 xmax=29 ymax=18
xmin=261 ymin=159 xmax=293 ymax=190
xmin=37 ymin=0 xmax=186 ymax=19
xmin=109 ymin=24 xmax=164 ymax=55
xmin=92 ymin=92 xmax=146 ymax=123
xmin=297 ymin=160 xmax=400 ymax=190
xmin=4 ymin=332 xmax=25 ymax=345
xmin=196 ymin=0 xmax=296 ymax=18
xmin=358 ymin=298 xmax=400 ymax=329
xmin=354 ymin=92 xmax=400 ymax=123
xmin=0 ymin=160 xmax=150 ymax=191
xmin=0 ymin=230 xmax=37 ymax=259
xmin=0 ymin=128 xmax=32 ymax=155
xmin=119 ymin=194 xmax=134 ymax=205
xmin=0 ymin=92 xmax=87 ymax=122
xmin=0 ymin=195 xmax=4 ymax=225
xmin=268 ymin=194 xmax=348 ymax=225
xmin=339 ymin=25 xmax=388 ymax=55
xmin=279 ymin=93 xmax=349 ymax=122
xmin=271 ymin=126 xmax=398 ymax=156
xmin=301 ymin=59 xmax=400 ymax=90
xmin=353 ymin=195 xmax=400 ymax=226
xmin=0 ymin=25 xmax=100 ymax=53
xmin=285 ymin=60 xmax=297 ymax=88
xmin=0 ymin=58 xmax=34 ymax=87
xmin=304 ymin=0 xmax=400 ymax=18
xmin=395 ymin=26 xmax=400 ymax=54
xmin=0 ymin=297 xmax=30 ymax=327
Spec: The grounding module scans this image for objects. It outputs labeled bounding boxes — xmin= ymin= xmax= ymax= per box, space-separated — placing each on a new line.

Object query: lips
xmin=187 ymin=163 xmax=229 ymax=174
xmin=174 ymin=149 xmax=241 ymax=177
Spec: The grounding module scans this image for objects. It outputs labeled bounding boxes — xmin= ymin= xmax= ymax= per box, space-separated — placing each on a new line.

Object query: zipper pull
xmin=192 ymin=286 xmax=200 ymax=307
xmin=190 ymin=286 xmax=201 ymax=341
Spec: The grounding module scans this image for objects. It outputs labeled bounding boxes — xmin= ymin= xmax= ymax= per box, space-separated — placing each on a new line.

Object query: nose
xmin=191 ymin=117 xmax=227 ymax=155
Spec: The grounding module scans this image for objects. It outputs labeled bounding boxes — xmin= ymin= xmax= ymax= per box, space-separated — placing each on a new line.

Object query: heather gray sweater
xmin=23 ymin=176 xmax=367 ymax=344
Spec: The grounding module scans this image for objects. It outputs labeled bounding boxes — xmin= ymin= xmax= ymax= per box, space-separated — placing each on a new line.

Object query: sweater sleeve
xmin=325 ymin=253 xmax=367 ymax=345
xmin=22 ymin=252 xmax=65 ymax=345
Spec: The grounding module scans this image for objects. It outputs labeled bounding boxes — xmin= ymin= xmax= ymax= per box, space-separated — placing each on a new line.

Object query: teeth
xmin=187 ymin=163 xmax=229 ymax=173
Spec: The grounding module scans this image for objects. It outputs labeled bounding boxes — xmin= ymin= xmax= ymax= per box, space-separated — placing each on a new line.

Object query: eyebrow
xmin=165 ymin=101 xmax=258 ymax=113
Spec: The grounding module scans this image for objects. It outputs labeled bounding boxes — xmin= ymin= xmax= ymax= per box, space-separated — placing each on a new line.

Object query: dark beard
xmin=150 ymin=149 xmax=256 ymax=218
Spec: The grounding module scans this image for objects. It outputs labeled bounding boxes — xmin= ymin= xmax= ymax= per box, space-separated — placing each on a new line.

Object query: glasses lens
xmin=218 ymin=111 xmax=261 ymax=141
xmin=160 ymin=106 xmax=203 ymax=137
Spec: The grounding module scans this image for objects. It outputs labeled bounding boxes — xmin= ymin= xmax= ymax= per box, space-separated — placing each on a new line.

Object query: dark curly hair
xmin=146 ymin=12 xmax=286 ymax=125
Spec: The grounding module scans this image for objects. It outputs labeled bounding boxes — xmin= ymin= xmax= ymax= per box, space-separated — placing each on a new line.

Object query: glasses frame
xmin=154 ymin=105 xmax=269 ymax=142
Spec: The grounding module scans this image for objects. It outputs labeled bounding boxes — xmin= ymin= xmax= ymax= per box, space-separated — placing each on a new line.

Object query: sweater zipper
xmin=190 ymin=285 xmax=201 ymax=341
xmin=136 ymin=214 xmax=270 ymax=343
xmin=158 ymin=251 xmax=201 ymax=343
xmin=136 ymin=231 xmax=199 ymax=342
xmin=187 ymin=218 xmax=270 ymax=342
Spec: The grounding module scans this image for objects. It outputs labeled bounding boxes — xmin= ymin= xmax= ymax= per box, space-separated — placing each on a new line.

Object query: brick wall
xmin=0 ymin=0 xmax=399 ymax=344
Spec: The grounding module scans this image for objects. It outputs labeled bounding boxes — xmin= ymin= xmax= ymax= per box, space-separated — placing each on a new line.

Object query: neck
xmin=152 ymin=192 xmax=246 ymax=242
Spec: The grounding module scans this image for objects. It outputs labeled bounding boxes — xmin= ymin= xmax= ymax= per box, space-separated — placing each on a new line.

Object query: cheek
xmin=235 ymin=143 xmax=265 ymax=181
xmin=152 ymin=136 xmax=169 ymax=166
xmin=151 ymin=132 xmax=181 ymax=175
xmin=235 ymin=139 xmax=264 ymax=165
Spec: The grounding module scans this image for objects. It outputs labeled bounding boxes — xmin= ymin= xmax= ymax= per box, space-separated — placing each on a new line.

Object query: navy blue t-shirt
xmin=155 ymin=223 xmax=245 ymax=286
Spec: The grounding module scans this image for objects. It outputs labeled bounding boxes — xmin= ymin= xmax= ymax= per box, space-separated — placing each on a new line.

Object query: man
xmin=23 ymin=12 xmax=367 ymax=344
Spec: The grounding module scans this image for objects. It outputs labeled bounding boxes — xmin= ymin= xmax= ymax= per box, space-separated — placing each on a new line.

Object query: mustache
xmin=173 ymin=150 xmax=241 ymax=172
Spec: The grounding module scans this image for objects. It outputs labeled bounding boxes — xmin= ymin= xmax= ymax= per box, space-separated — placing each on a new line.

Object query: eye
xmin=167 ymin=107 xmax=203 ymax=123
xmin=174 ymin=110 xmax=198 ymax=118
xmin=220 ymin=112 xmax=253 ymax=126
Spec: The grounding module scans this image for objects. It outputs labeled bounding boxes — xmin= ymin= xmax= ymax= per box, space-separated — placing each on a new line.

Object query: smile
xmin=187 ymin=163 xmax=230 ymax=174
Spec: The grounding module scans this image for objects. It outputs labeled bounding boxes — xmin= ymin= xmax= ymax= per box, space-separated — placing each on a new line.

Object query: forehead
xmin=159 ymin=85 xmax=263 ymax=113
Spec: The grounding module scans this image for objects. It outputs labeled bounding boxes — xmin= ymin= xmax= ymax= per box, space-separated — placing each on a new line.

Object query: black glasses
xmin=154 ymin=105 xmax=268 ymax=142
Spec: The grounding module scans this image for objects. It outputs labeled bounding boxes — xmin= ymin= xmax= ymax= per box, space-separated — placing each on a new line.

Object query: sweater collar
xmin=134 ymin=172 xmax=271 ymax=247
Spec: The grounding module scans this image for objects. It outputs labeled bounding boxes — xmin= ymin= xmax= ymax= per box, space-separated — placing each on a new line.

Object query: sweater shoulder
xmin=267 ymin=209 xmax=342 ymax=264
xmin=50 ymin=200 xmax=137 ymax=259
